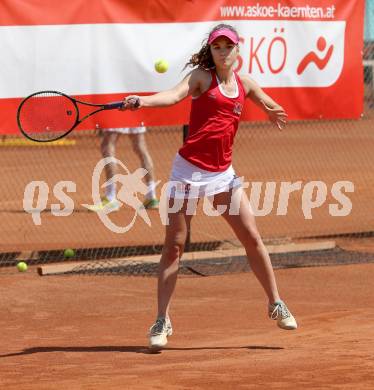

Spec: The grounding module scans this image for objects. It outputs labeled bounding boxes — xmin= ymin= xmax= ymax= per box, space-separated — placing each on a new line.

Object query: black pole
xmin=182 ymin=124 xmax=189 ymax=141
xmin=182 ymin=124 xmax=191 ymax=252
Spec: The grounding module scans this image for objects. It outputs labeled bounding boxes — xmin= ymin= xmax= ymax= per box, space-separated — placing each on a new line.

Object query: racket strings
xmin=18 ymin=92 xmax=77 ymax=141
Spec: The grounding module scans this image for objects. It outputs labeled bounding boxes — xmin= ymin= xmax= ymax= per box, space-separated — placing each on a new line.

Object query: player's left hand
xmin=261 ymin=100 xmax=288 ymax=130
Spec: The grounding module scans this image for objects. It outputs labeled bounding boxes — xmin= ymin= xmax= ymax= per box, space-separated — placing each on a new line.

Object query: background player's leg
xmin=101 ymin=131 xmax=120 ymax=201
xmin=130 ymin=132 xmax=159 ymax=208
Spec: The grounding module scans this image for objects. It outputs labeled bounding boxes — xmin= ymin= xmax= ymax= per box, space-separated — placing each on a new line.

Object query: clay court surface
xmin=0 ymin=115 xmax=373 ymax=388
xmin=0 ymin=263 xmax=373 ymax=389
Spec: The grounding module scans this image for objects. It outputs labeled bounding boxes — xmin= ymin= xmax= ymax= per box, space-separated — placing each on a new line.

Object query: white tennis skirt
xmin=167 ymin=153 xmax=242 ymax=199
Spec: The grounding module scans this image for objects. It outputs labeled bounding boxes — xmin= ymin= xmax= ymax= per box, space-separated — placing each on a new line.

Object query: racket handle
xmin=104 ymin=101 xmax=125 ymax=110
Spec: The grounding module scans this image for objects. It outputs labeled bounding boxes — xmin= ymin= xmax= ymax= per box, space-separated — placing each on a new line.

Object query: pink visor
xmin=208 ymin=28 xmax=239 ymax=45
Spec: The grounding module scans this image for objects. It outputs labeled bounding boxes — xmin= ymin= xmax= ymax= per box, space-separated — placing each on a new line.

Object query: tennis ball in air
xmin=17 ymin=261 xmax=28 ymax=272
xmin=64 ymin=248 xmax=75 ymax=258
xmin=154 ymin=59 xmax=169 ymax=73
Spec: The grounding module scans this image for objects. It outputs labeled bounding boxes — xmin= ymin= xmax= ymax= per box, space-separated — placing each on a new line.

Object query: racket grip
xmin=104 ymin=101 xmax=125 ymax=110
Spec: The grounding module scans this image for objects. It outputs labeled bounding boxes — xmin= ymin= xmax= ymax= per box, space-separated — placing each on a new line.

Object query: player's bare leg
xmin=149 ymin=199 xmax=193 ymax=350
xmin=213 ymin=188 xmax=297 ymax=330
xmin=158 ymin=205 xmax=193 ymax=318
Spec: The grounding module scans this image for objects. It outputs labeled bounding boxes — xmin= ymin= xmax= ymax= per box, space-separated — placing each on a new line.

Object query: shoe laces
xmin=270 ymin=302 xmax=291 ymax=320
xmin=150 ymin=318 xmax=168 ymax=336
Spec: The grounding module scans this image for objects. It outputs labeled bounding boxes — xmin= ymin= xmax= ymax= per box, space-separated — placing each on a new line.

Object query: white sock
xmin=146 ymin=180 xmax=156 ymax=200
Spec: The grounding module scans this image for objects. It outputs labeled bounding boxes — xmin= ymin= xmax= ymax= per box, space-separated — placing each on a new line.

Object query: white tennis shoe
xmin=148 ymin=317 xmax=173 ymax=351
xmin=268 ymin=300 xmax=298 ymax=330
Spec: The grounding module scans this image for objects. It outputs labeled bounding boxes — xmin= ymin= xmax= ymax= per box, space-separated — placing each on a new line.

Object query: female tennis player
xmin=125 ymin=24 xmax=297 ymax=351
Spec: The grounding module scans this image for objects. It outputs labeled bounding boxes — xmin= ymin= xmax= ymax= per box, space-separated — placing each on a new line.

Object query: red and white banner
xmin=0 ymin=0 xmax=365 ymax=134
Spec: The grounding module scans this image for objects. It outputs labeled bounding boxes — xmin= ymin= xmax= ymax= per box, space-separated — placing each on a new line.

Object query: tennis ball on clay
xmin=63 ymin=248 xmax=75 ymax=258
xmin=154 ymin=59 xmax=169 ymax=73
xmin=17 ymin=261 xmax=28 ymax=272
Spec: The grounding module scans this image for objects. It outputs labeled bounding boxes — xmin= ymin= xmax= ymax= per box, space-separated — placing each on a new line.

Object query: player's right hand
xmin=123 ymin=95 xmax=141 ymax=110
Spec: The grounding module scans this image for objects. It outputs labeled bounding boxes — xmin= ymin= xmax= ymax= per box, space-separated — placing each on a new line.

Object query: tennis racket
xmin=17 ymin=90 xmax=130 ymax=142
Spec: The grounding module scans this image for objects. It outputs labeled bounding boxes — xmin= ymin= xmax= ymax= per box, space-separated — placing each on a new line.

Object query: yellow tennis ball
xmin=64 ymin=248 xmax=75 ymax=258
xmin=17 ymin=261 xmax=28 ymax=272
xmin=154 ymin=59 xmax=169 ymax=73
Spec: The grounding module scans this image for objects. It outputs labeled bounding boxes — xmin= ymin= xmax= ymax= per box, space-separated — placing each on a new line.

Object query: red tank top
xmin=179 ymin=69 xmax=245 ymax=172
